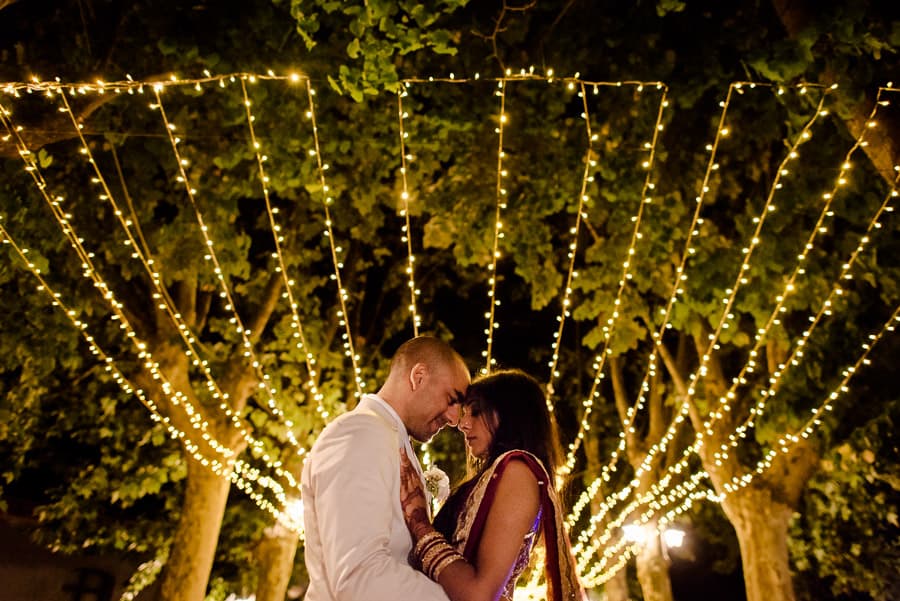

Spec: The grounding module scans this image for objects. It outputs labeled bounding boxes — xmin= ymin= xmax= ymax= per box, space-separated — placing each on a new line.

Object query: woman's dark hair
xmin=465 ymin=368 xmax=563 ymax=481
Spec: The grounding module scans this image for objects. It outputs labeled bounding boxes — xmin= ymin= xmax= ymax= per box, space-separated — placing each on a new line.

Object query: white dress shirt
xmin=301 ymin=394 xmax=449 ymax=601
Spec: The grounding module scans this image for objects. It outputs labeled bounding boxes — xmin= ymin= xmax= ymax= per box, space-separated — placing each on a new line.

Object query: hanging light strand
xmin=568 ymin=83 xmax=813 ymax=534
xmin=586 ymin=169 xmax=898 ymax=563
xmin=559 ymin=85 xmax=670 ymax=477
xmin=721 ymin=302 xmax=900 ymax=494
xmin=0 ymin=170 xmax=300 ymax=523
xmin=0 ymin=102 xmax=244 ymax=464
xmin=303 ymin=79 xmax=365 ymax=397
xmin=716 ymin=181 xmax=898 ymax=465
xmin=566 ymin=77 xmax=732 ymax=522
xmin=544 ymin=81 xmax=595 ymax=408
xmin=582 ymin=146 xmax=895 ymax=573
xmin=239 ymin=77 xmax=327 ymax=423
xmin=50 ymin=89 xmax=297 ymax=480
xmin=706 ymin=92 xmax=896 ymax=462
xmin=585 ymin=87 xmax=883 ymax=537
xmin=631 ymin=90 xmax=829 ymax=480
xmin=396 ymin=86 xmax=422 ymax=336
xmin=151 ymin=85 xmax=309 ymax=484
xmin=483 ymin=80 xmax=508 ymax=375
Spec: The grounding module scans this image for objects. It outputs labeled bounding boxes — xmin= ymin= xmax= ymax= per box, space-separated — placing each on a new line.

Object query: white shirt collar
xmin=361 ymin=393 xmax=409 ymax=439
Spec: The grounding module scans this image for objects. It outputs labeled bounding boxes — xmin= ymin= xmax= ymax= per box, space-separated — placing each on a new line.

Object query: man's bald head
xmin=380 ymin=335 xmax=470 ymax=441
xmin=388 ymin=335 xmax=468 ymax=378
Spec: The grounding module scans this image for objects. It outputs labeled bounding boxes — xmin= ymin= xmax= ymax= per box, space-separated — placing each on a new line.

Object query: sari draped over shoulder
xmin=433 ymin=450 xmax=586 ymax=601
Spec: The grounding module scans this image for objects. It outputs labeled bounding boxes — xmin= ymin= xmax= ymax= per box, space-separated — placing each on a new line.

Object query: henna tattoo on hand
xmin=399 ymin=449 xmax=433 ymax=539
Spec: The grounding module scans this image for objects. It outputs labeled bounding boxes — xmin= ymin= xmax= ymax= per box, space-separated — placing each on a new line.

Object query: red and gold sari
xmin=433 ymin=450 xmax=585 ymax=601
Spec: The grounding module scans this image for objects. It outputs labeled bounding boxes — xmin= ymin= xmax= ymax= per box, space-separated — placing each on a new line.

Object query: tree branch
xmin=472 ymin=0 xmax=537 ymax=73
xmin=246 ymin=271 xmax=284 ymax=344
xmin=647 ymin=361 xmax=665 ymax=444
xmin=770 ymin=0 xmax=899 ymax=185
xmin=609 ymin=355 xmax=638 ymax=453
xmin=656 ymin=339 xmax=688 ymax=396
xmin=0 ymin=94 xmax=117 ymax=158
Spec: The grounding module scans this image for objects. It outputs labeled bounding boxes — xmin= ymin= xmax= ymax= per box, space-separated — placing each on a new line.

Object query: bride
xmin=400 ymin=368 xmax=586 ymax=601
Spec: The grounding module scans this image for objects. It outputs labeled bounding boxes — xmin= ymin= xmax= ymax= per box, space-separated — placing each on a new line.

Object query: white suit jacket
xmin=301 ymin=394 xmax=449 ymax=601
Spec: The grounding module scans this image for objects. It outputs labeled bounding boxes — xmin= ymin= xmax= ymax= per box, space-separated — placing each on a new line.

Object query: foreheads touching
xmin=383 ymin=336 xmax=470 ymax=441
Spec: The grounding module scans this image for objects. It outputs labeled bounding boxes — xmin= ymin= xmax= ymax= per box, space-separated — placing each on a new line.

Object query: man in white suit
xmin=301 ymin=336 xmax=470 ymax=600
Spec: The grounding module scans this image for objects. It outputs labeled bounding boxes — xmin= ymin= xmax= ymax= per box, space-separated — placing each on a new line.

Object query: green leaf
xmin=346 ymin=38 xmax=361 ymax=59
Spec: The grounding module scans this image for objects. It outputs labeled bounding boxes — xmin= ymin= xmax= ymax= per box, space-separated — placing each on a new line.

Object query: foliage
xmin=0 ymin=1 xmax=898 ymax=600
xmin=789 ymin=395 xmax=900 ymax=601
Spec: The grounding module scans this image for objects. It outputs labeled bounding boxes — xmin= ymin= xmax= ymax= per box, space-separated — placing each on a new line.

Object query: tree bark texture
xmin=602 ymin=566 xmax=630 ymax=601
xmin=721 ymin=487 xmax=796 ymax=601
xmin=255 ymin=525 xmax=301 ymax=601
xmin=139 ymin=339 xmax=254 ymax=601
xmin=159 ymin=455 xmax=235 ymax=601
xmin=634 ymin=519 xmax=674 ymax=601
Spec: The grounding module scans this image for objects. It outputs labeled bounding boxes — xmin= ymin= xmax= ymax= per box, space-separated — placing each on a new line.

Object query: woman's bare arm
xmin=400 ymin=452 xmax=540 ymax=601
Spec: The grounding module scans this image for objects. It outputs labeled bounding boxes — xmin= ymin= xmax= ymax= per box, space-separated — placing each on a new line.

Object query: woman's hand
xmin=399 ymin=450 xmax=433 ymax=540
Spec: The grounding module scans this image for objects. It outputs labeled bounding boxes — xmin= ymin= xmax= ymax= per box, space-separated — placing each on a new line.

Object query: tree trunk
xmin=602 ymin=566 xmax=630 ymax=601
xmin=634 ymin=519 xmax=673 ymax=601
xmin=721 ymin=488 xmax=795 ymax=601
xmin=158 ymin=455 xmax=235 ymax=601
xmin=255 ymin=524 xmax=301 ymax=601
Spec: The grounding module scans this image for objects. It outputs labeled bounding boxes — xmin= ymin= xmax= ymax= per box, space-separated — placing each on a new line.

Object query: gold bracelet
xmin=420 ymin=539 xmax=463 ymax=580
xmin=431 ymin=550 xmax=463 ymax=581
xmin=414 ymin=531 xmax=443 ymax=556
xmin=420 ymin=542 xmax=445 ymax=570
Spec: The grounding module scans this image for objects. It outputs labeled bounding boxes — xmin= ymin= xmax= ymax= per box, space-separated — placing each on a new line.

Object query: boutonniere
xmin=423 ymin=465 xmax=450 ymax=506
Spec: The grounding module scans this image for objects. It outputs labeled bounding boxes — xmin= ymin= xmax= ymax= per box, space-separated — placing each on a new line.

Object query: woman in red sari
xmin=399 ymin=369 xmax=586 ymax=601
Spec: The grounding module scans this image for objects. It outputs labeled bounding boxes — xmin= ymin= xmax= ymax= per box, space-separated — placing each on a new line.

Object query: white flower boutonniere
xmin=423 ymin=465 xmax=450 ymax=506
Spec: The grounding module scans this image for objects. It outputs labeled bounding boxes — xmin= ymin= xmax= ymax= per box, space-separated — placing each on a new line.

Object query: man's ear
xmin=408 ymin=362 xmax=427 ymax=391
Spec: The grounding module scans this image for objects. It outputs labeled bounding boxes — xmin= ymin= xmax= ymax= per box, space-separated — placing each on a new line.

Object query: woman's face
xmin=457 ymin=400 xmax=499 ymax=460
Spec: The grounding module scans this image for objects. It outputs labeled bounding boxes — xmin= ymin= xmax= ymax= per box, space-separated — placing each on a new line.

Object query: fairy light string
xmin=705 ymin=92 xmax=896 ymax=463
xmin=34 ymin=84 xmax=305 ymax=496
xmin=592 ymin=295 xmax=900 ymax=573
xmin=568 ymin=83 xmax=823 ymax=543
xmin=721 ymin=302 xmax=900 ymax=494
xmin=544 ymin=80 xmax=594 ymax=407
xmin=580 ymin=297 xmax=900 ymax=581
xmin=396 ymin=87 xmax=422 ymax=336
xmin=559 ymin=84 xmax=670 ymax=477
xmin=578 ymin=101 xmax=895 ymax=574
xmin=52 ymin=88 xmax=266 ymax=458
xmin=59 ymin=80 xmax=310 ymax=491
xmin=0 ymin=103 xmax=230 ymax=462
xmin=238 ymin=77 xmax=328 ymax=425
xmin=716 ymin=181 xmax=898 ymax=465
xmin=1 ymin=223 xmax=300 ymax=531
xmin=631 ymin=89 xmax=829 ymax=480
xmin=303 ymin=78 xmax=365 ymax=398
xmin=580 ymin=173 xmax=897 ymax=570
xmin=601 ymin=86 xmax=884 ymax=519
xmin=0 ymin=130 xmax=303 ymax=534
xmin=482 ymin=79 xmax=508 ymax=376
xmin=151 ymin=84 xmax=309 ymax=483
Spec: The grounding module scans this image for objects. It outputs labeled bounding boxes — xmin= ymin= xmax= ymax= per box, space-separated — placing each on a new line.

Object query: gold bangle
xmin=420 ymin=542 xmax=444 ymax=570
xmin=431 ymin=549 xmax=463 ymax=581
xmin=414 ymin=531 xmax=443 ymax=556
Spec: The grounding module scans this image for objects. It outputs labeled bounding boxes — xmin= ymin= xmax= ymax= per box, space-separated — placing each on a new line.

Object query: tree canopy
xmin=1 ymin=1 xmax=898 ymax=600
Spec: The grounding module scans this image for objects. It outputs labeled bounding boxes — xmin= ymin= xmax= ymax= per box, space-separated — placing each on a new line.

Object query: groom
xmin=301 ymin=336 xmax=470 ymax=600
